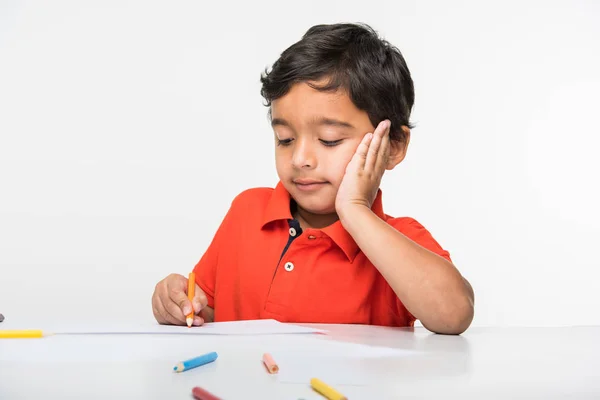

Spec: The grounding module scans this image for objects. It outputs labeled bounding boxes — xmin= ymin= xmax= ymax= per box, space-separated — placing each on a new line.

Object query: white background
xmin=0 ymin=0 xmax=598 ymax=327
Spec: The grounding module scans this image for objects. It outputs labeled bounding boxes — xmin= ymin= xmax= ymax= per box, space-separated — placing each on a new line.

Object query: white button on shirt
xmin=289 ymin=227 xmax=297 ymax=237
xmin=284 ymin=262 xmax=294 ymax=272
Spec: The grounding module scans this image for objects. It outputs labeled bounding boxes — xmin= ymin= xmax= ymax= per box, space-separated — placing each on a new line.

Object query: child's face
xmin=271 ymin=81 xmax=377 ymax=216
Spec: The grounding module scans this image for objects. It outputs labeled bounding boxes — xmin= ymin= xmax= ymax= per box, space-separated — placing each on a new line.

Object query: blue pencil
xmin=173 ymin=351 xmax=218 ymax=373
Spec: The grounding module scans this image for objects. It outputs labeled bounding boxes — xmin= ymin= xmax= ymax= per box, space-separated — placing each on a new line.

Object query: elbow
xmin=424 ymin=297 xmax=474 ymax=335
xmin=436 ymin=277 xmax=475 ymax=335
xmin=445 ymin=302 xmax=474 ymax=335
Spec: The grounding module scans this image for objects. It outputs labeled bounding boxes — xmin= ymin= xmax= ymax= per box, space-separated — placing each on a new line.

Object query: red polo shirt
xmin=193 ymin=182 xmax=451 ymax=327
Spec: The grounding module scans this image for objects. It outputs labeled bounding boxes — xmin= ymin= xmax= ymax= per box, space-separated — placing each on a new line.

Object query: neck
xmin=293 ymin=204 xmax=339 ymax=229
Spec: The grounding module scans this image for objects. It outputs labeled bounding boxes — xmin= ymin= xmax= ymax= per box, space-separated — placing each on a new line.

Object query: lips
xmin=293 ymin=179 xmax=328 ymax=192
xmin=293 ymin=178 xmax=327 ymax=185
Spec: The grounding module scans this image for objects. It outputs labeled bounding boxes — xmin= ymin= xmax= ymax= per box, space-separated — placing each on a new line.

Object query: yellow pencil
xmin=0 ymin=330 xmax=46 ymax=339
xmin=310 ymin=378 xmax=347 ymax=400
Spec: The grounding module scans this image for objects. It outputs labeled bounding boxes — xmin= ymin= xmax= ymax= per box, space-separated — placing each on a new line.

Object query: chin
xmin=281 ymin=181 xmax=337 ymax=214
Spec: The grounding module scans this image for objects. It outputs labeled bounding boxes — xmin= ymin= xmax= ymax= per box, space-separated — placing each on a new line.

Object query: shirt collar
xmin=261 ymin=181 xmax=386 ymax=262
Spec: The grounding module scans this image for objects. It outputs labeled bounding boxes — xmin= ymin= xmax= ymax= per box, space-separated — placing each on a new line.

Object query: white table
xmin=1 ymin=323 xmax=599 ymax=399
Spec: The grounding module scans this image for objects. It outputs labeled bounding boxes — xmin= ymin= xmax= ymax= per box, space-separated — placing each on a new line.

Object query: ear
xmin=386 ymin=126 xmax=411 ymax=170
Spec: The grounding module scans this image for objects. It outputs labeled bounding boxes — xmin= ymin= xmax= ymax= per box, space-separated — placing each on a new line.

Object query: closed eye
xmin=277 ymin=138 xmax=293 ymax=146
xmin=320 ymin=139 xmax=343 ymax=147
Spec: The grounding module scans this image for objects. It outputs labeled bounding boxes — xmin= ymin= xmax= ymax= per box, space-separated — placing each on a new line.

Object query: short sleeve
xmin=395 ymin=218 xmax=452 ymax=262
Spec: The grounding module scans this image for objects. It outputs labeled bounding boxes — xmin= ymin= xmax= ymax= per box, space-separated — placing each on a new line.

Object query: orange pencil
xmin=262 ymin=353 xmax=279 ymax=374
xmin=186 ymin=272 xmax=196 ymax=327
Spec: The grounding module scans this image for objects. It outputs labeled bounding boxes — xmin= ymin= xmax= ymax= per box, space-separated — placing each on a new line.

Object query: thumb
xmin=192 ymin=284 xmax=208 ymax=314
xmin=168 ymin=276 xmax=193 ymax=316
xmin=173 ymin=291 xmax=193 ymax=316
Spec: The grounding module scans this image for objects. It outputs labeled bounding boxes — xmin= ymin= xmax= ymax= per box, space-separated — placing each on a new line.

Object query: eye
xmin=320 ymin=139 xmax=343 ymax=147
xmin=277 ymin=138 xmax=293 ymax=146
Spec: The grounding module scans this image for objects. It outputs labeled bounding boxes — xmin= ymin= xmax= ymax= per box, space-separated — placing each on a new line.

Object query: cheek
xmin=274 ymin=152 xmax=286 ymax=171
xmin=326 ymin=146 xmax=357 ymax=186
xmin=274 ymin=149 xmax=293 ymax=178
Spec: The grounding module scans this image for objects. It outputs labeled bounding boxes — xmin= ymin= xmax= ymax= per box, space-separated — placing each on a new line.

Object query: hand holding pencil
xmin=152 ymin=273 xmax=209 ymax=326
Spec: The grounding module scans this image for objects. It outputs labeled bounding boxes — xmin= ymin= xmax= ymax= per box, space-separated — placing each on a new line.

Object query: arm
xmin=339 ymin=206 xmax=474 ymax=334
xmin=335 ymin=120 xmax=473 ymax=334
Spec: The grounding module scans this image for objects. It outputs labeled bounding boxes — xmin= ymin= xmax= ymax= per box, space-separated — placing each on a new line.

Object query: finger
xmin=192 ymin=285 xmax=208 ymax=314
xmin=375 ymin=123 xmax=391 ymax=172
xmin=152 ymin=284 xmax=178 ymax=325
xmin=351 ymin=132 xmax=373 ymax=170
xmin=162 ymin=295 xmax=187 ymax=325
xmin=168 ymin=279 xmax=193 ymax=316
xmin=164 ymin=283 xmax=191 ymax=323
xmin=365 ymin=120 xmax=389 ymax=170
xmin=192 ymin=316 xmax=205 ymax=326
xmin=152 ymin=295 xmax=165 ymax=323
xmin=156 ymin=295 xmax=184 ymax=325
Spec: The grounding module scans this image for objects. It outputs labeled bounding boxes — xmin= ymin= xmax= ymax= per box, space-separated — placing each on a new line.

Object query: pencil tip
xmin=186 ymin=317 xmax=193 ymax=328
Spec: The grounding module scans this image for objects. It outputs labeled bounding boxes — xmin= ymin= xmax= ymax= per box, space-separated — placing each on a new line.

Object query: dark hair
xmin=260 ymin=23 xmax=414 ymax=142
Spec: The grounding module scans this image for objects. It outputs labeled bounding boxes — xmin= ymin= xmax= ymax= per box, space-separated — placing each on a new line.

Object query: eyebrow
xmin=271 ymin=117 xmax=355 ymax=130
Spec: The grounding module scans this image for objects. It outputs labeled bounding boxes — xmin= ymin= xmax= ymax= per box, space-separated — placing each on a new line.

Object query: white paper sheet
xmin=41 ymin=319 xmax=327 ymax=335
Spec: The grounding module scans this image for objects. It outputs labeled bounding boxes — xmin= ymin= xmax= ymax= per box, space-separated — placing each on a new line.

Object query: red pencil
xmin=191 ymin=386 xmax=222 ymax=400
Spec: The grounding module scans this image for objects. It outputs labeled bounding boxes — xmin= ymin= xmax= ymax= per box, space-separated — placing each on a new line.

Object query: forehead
xmin=271 ymin=82 xmax=373 ymax=130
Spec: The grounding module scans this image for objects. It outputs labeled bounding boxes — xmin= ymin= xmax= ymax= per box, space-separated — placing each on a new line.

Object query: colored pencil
xmin=191 ymin=386 xmax=222 ymax=400
xmin=310 ymin=377 xmax=347 ymax=400
xmin=262 ymin=352 xmax=279 ymax=373
xmin=173 ymin=351 xmax=218 ymax=373
xmin=187 ymin=272 xmax=196 ymax=327
xmin=0 ymin=330 xmax=46 ymax=339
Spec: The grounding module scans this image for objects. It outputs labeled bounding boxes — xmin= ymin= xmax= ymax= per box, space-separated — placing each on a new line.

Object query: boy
xmin=152 ymin=23 xmax=474 ymax=334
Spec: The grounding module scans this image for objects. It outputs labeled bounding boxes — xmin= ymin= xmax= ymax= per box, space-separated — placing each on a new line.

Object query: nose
xmin=291 ymin=138 xmax=316 ymax=170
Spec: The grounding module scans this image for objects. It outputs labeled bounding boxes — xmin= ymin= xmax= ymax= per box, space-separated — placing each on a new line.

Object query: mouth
xmin=293 ymin=179 xmax=328 ymax=191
